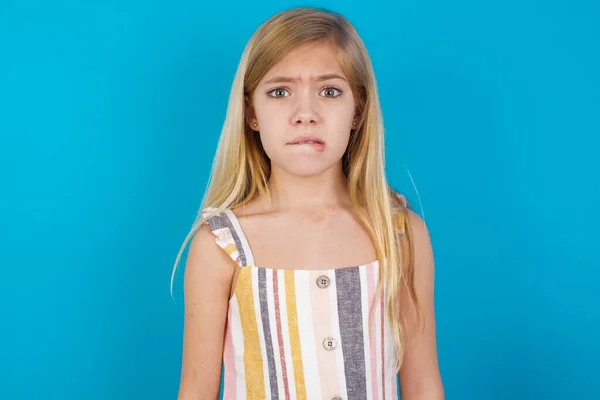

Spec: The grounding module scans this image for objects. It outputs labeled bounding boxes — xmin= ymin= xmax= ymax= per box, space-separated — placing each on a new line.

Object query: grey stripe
xmin=335 ymin=267 xmax=367 ymax=400
xmin=205 ymin=212 xmax=248 ymax=266
xmin=258 ymin=268 xmax=279 ymax=399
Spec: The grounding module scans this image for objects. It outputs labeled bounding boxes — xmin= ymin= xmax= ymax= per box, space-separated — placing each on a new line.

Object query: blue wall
xmin=1 ymin=1 xmax=598 ymax=398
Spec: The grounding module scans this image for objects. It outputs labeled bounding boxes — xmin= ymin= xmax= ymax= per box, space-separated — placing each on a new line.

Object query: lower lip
xmin=289 ymin=142 xmax=325 ymax=152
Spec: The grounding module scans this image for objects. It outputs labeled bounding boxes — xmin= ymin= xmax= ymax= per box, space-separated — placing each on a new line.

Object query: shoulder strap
xmin=392 ymin=192 xmax=409 ymax=235
xmin=201 ymin=207 xmax=255 ymax=268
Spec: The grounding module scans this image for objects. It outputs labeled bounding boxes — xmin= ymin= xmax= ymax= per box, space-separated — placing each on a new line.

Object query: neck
xmin=261 ymin=163 xmax=350 ymax=212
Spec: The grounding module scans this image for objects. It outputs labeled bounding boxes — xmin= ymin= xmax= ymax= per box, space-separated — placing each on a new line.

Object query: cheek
xmin=329 ymin=130 xmax=352 ymax=154
xmin=324 ymin=106 xmax=354 ymax=133
xmin=255 ymin=107 xmax=283 ymax=146
xmin=328 ymin=108 xmax=355 ymax=152
xmin=326 ymin=96 xmax=355 ymax=122
xmin=254 ymin=109 xmax=283 ymax=156
xmin=255 ymin=101 xmax=282 ymax=128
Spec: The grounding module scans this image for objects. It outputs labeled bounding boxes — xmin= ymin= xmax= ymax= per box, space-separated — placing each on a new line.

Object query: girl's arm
xmin=177 ymin=224 xmax=236 ymax=400
xmin=399 ymin=210 xmax=445 ymax=399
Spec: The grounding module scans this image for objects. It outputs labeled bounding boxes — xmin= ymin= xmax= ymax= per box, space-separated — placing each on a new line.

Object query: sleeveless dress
xmin=202 ymin=202 xmax=407 ymax=400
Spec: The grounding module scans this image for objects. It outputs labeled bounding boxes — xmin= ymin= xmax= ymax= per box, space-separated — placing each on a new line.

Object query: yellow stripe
xmin=235 ymin=268 xmax=266 ymax=398
xmin=396 ymin=211 xmax=406 ymax=234
xmin=223 ymin=243 xmax=237 ymax=257
xmin=285 ymin=269 xmax=306 ymax=398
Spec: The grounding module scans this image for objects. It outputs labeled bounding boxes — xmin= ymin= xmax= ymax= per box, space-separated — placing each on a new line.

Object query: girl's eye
xmin=268 ymin=88 xmax=290 ymax=98
xmin=267 ymin=86 xmax=342 ymax=98
xmin=320 ymin=87 xmax=342 ymax=97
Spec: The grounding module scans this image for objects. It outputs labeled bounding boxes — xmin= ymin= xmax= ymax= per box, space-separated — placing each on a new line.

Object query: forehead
xmin=263 ymin=41 xmax=345 ymax=80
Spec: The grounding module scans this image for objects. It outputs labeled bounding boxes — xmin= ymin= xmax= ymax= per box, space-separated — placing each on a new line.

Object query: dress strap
xmin=201 ymin=207 xmax=255 ymax=268
xmin=393 ymin=192 xmax=410 ymax=235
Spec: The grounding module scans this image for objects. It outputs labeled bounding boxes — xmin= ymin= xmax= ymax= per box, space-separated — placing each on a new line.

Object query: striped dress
xmin=203 ymin=207 xmax=401 ymax=400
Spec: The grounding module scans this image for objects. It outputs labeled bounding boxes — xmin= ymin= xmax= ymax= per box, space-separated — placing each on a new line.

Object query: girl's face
xmin=246 ymin=41 xmax=358 ymax=177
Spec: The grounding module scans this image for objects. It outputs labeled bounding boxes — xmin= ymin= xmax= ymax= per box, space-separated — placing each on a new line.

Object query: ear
xmin=244 ymin=94 xmax=258 ymax=131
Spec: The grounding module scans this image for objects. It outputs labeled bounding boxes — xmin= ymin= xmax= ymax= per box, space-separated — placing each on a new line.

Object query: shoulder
xmin=188 ymin=221 xmax=219 ymax=259
xmin=185 ymin=216 xmax=237 ymax=288
xmin=389 ymin=189 xmax=433 ymax=269
xmin=405 ymin=209 xmax=435 ymax=276
xmin=406 ymin=209 xmax=427 ymax=237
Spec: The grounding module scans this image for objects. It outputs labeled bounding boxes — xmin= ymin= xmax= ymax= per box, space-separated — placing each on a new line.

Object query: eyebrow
xmin=263 ymin=73 xmax=347 ymax=85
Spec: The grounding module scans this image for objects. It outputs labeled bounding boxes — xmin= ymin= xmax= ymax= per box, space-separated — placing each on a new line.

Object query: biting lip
xmin=287 ymin=135 xmax=325 ymax=145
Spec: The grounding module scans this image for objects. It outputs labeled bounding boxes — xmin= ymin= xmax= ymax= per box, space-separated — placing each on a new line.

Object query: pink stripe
xmin=223 ymin=306 xmax=236 ymax=399
xmin=273 ymin=270 xmax=291 ymax=400
xmin=392 ymin=371 xmax=398 ymax=398
xmin=381 ymin=288 xmax=386 ymax=400
xmin=367 ymin=263 xmax=379 ymax=400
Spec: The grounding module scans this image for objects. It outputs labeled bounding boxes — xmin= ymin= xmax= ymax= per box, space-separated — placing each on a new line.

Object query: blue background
xmin=1 ymin=0 xmax=598 ymax=398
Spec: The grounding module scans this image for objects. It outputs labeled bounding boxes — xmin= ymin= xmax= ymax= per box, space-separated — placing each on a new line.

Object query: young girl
xmin=173 ymin=7 xmax=443 ymax=400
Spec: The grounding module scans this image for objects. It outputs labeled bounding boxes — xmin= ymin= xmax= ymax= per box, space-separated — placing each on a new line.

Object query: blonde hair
xmin=171 ymin=6 xmax=422 ymax=372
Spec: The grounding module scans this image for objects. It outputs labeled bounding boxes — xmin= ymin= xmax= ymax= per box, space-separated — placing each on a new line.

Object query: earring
xmin=253 ymin=122 xmax=258 ymax=128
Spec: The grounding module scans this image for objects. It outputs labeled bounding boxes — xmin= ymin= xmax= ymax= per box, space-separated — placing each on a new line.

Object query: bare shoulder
xmin=406 ymin=209 xmax=434 ymax=264
xmin=185 ymin=222 xmax=236 ymax=289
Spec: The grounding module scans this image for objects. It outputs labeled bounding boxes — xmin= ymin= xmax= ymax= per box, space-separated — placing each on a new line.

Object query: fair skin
xmin=178 ymin=41 xmax=443 ymax=399
xmin=398 ymin=213 xmax=445 ymax=399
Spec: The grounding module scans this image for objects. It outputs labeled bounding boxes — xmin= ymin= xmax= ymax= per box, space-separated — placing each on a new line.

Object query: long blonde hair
xmin=171 ymin=6 xmax=421 ymax=372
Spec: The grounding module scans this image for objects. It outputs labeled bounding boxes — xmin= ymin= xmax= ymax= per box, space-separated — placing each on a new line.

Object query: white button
xmin=316 ymin=275 xmax=330 ymax=288
xmin=323 ymin=337 xmax=337 ymax=351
